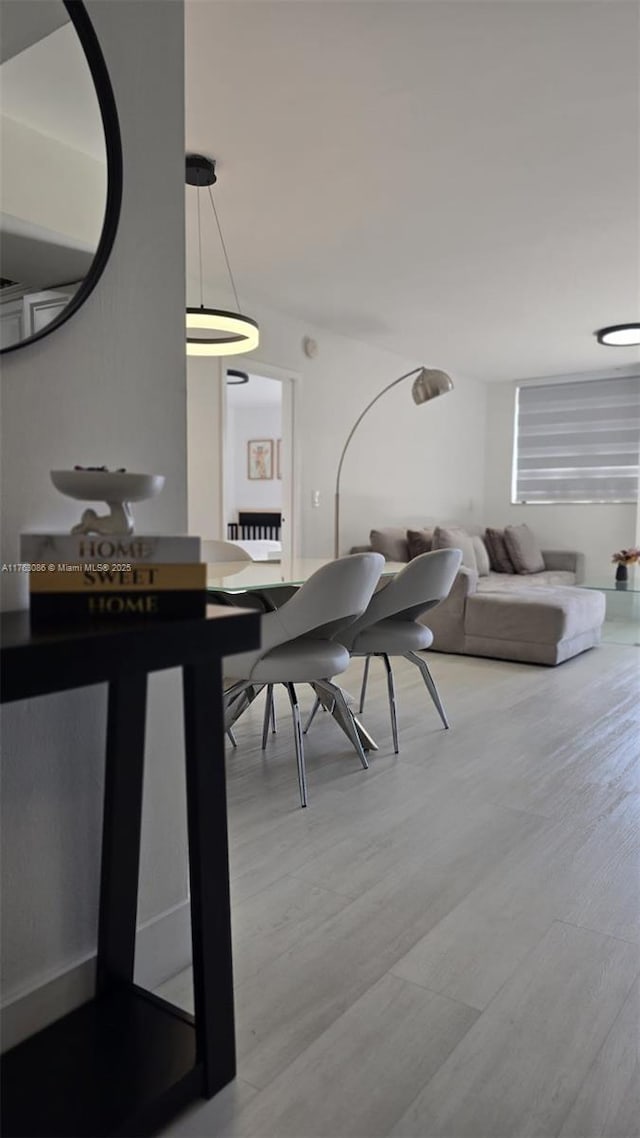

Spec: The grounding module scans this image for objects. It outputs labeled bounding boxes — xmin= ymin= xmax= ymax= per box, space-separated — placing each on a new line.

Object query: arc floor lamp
xmin=334 ymin=367 xmax=454 ymax=557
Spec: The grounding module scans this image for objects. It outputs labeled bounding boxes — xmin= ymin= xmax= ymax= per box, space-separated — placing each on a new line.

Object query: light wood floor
xmin=160 ymin=645 xmax=640 ymax=1138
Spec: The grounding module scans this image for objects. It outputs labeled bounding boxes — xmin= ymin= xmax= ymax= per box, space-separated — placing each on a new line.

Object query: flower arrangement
xmin=611 ymin=548 xmax=640 ymax=566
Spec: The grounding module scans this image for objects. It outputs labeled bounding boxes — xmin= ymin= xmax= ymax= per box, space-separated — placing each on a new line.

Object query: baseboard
xmin=135 ymin=898 xmax=192 ymax=991
xmin=1 ymin=900 xmax=191 ymax=1053
xmin=0 ymin=956 xmax=97 ymax=1053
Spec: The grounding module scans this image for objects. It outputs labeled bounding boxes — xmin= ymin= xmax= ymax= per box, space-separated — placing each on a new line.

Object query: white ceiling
xmin=186 ymin=1 xmax=640 ymax=383
xmin=0 ymin=0 xmax=69 ymax=65
xmin=1 ymin=23 xmax=105 ymax=161
xmin=226 ymin=372 xmax=283 ymax=407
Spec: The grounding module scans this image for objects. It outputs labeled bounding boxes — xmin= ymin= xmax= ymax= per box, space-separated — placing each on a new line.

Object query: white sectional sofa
xmin=352 ymin=526 xmax=605 ymax=666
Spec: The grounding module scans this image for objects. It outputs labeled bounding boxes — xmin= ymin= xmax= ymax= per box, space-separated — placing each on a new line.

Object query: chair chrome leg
xmin=262 ymin=684 xmax=274 ymax=750
xmin=271 ymin=692 xmax=277 ymax=733
xmin=381 ymin=653 xmax=399 ymax=753
xmin=224 ymin=680 xmax=249 ymax=708
xmin=224 ymin=683 xmax=263 ymax=731
xmin=285 ymin=682 xmax=308 ymax=807
xmin=405 ymin=651 xmax=450 ymax=729
xmin=303 ymin=695 xmax=321 ymax=735
xmin=359 ymin=656 xmax=371 ymax=713
xmin=224 ymin=683 xmax=250 ymax=731
xmin=312 ymin=680 xmax=379 ymax=754
xmin=227 ymin=728 xmax=237 ymax=748
xmin=324 ymin=682 xmax=369 ymax=770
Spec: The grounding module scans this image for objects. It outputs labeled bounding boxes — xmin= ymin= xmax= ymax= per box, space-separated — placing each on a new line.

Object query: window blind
xmin=514 ymin=375 xmax=640 ymax=504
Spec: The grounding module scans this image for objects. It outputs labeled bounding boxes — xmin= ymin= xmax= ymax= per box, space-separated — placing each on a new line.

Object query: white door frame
xmin=220 ymin=357 xmax=302 ymax=559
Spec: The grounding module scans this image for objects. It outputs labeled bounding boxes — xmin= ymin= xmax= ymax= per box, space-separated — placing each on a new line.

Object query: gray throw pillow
xmin=370 ymin=528 xmax=410 ymax=562
xmin=406 ymin=528 xmax=434 ymax=560
xmin=484 ymin=528 xmax=516 ymax=574
xmin=432 ymin=525 xmax=477 ymax=572
xmin=472 ymin=535 xmax=490 ymax=576
xmin=504 ymin=523 xmax=545 ymax=574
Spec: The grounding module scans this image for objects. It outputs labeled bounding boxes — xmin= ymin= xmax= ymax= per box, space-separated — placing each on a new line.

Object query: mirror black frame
xmin=0 ymin=0 xmax=123 ymax=355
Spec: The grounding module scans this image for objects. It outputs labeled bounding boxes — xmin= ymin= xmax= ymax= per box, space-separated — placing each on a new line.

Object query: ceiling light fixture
xmin=226 ymin=369 xmax=249 ymax=385
xmin=185 ymin=154 xmax=259 ymax=356
xmin=595 ymin=323 xmax=640 ymax=347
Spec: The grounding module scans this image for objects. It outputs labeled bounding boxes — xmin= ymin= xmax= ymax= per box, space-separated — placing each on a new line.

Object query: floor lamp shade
xmin=411 ymin=368 xmax=454 ymax=404
xmin=334 ymin=367 xmax=454 ymax=558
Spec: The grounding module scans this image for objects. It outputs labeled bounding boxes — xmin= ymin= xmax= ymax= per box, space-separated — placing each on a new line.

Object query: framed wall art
xmin=276 ymin=438 xmax=282 ymax=480
xmin=247 ymin=439 xmax=273 ymax=480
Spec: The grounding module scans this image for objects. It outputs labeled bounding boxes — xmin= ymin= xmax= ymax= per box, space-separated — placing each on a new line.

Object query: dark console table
xmin=0 ymin=605 xmax=260 ymax=1138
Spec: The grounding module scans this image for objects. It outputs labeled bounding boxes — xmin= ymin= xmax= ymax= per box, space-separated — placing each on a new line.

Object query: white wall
xmin=187 ymin=356 xmax=223 ymax=540
xmin=484 ymin=380 xmax=638 ymax=580
xmin=0 ymin=0 xmax=187 ymax=1035
xmin=253 ymin=299 xmax=488 ymax=555
xmin=228 ymin=402 xmax=282 ymax=517
xmin=187 ymin=297 xmax=488 ymax=554
xmin=1 ymin=115 xmax=106 ymax=248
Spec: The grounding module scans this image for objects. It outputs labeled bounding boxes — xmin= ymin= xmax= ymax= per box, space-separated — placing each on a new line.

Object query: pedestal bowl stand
xmin=50 ymin=470 xmax=165 ymax=535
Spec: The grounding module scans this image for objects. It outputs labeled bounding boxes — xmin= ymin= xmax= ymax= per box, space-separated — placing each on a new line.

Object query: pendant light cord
xmin=197 ymin=183 xmax=204 ymax=309
xmin=207 ymin=184 xmax=241 ymax=314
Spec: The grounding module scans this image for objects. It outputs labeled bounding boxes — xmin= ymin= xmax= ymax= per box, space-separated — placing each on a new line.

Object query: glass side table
xmin=580 ymin=579 xmax=640 ymax=646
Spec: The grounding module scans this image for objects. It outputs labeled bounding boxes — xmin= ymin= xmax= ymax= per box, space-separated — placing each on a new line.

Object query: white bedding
xmin=235 ymin=538 xmax=282 ymax=561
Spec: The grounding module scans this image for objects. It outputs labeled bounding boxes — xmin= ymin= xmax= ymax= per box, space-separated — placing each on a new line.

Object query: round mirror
xmin=0 ymin=0 xmax=122 ymax=353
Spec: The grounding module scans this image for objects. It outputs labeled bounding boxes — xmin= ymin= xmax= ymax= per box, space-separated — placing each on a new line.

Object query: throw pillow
xmin=406 ymin=528 xmax=434 ymax=560
xmin=370 ymin=527 xmax=410 ymax=562
xmin=504 ymin=523 xmax=545 ymax=574
xmin=472 ymin=535 xmax=491 ymax=576
xmin=484 ymin=528 xmax=516 ymax=574
xmin=432 ymin=525 xmax=477 ymax=573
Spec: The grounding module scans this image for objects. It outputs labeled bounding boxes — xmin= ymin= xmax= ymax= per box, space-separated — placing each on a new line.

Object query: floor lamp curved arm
xmin=333 ymin=366 xmax=454 ymax=558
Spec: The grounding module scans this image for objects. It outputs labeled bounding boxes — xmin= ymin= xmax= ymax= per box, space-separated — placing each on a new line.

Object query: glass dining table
xmin=206 ymin=556 xmax=404 ymax=596
xmin=206 ymin=556 xmax=406 ymax=753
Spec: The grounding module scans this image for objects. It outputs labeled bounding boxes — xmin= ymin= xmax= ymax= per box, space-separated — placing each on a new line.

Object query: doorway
xmin=221 ymin=360 xmax=299 ymax=561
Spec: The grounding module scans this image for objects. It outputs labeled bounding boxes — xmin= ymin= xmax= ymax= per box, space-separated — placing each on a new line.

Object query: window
xmin=512 ymin=375 xmax=640 ymax=504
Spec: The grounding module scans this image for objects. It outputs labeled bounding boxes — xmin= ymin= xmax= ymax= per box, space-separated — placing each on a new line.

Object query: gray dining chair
xmin=223 ymin=552 xmax=384 ymax=806
xmin=305 ymin=548 xmax=462 ymax=753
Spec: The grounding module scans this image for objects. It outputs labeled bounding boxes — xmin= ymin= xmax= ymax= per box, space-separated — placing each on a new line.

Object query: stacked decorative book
xmin=21 ymin=534 xmax=205 ymax=623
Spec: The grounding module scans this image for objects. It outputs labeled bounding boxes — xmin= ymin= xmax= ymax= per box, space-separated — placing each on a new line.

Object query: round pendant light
xmin=186 ymin=309 xmax=259 ymax=356
xmin=595 ymin=323 xmax=640 ymax=347
xmin=185 ymin=155 xmax=259 ymax=356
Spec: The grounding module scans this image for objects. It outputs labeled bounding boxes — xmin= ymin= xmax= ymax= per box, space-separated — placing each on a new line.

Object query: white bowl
xmin=50 ymin=470 xmax=165 ymax=503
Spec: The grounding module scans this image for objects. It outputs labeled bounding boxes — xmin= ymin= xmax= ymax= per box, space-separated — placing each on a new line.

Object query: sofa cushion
xmin=433 ymin=525 xmax=477 ymax=572
xmin=466 ymin=587 xmax=605 ymax=646
xmin=477 ymin=570 xmax=576 ymax=591
xmin=472 ymin=535 xmax=490 ymax=576
xmin=530 ymin=570 xmax=577 ymax=587
xmin=504 ymin=523 xmax=545 ymax=574
xmin=406 ymin=528 xmax=434 ymax=559
xmin=484 ymin=528 xmax=516 ymax=573
xmin=370 ymin=527 xmax=409 ymax=562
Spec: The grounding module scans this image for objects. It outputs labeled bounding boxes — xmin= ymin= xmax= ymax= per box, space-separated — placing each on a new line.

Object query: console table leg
xmin=97 ymin=672 xmax=148 ymax=992
xmin=183 ymin=659 xmax=236 ymax=1098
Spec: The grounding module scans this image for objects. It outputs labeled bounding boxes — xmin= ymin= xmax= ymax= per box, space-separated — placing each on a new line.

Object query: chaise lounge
xmin=352 ymin=524 xmax=606 ymax=666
